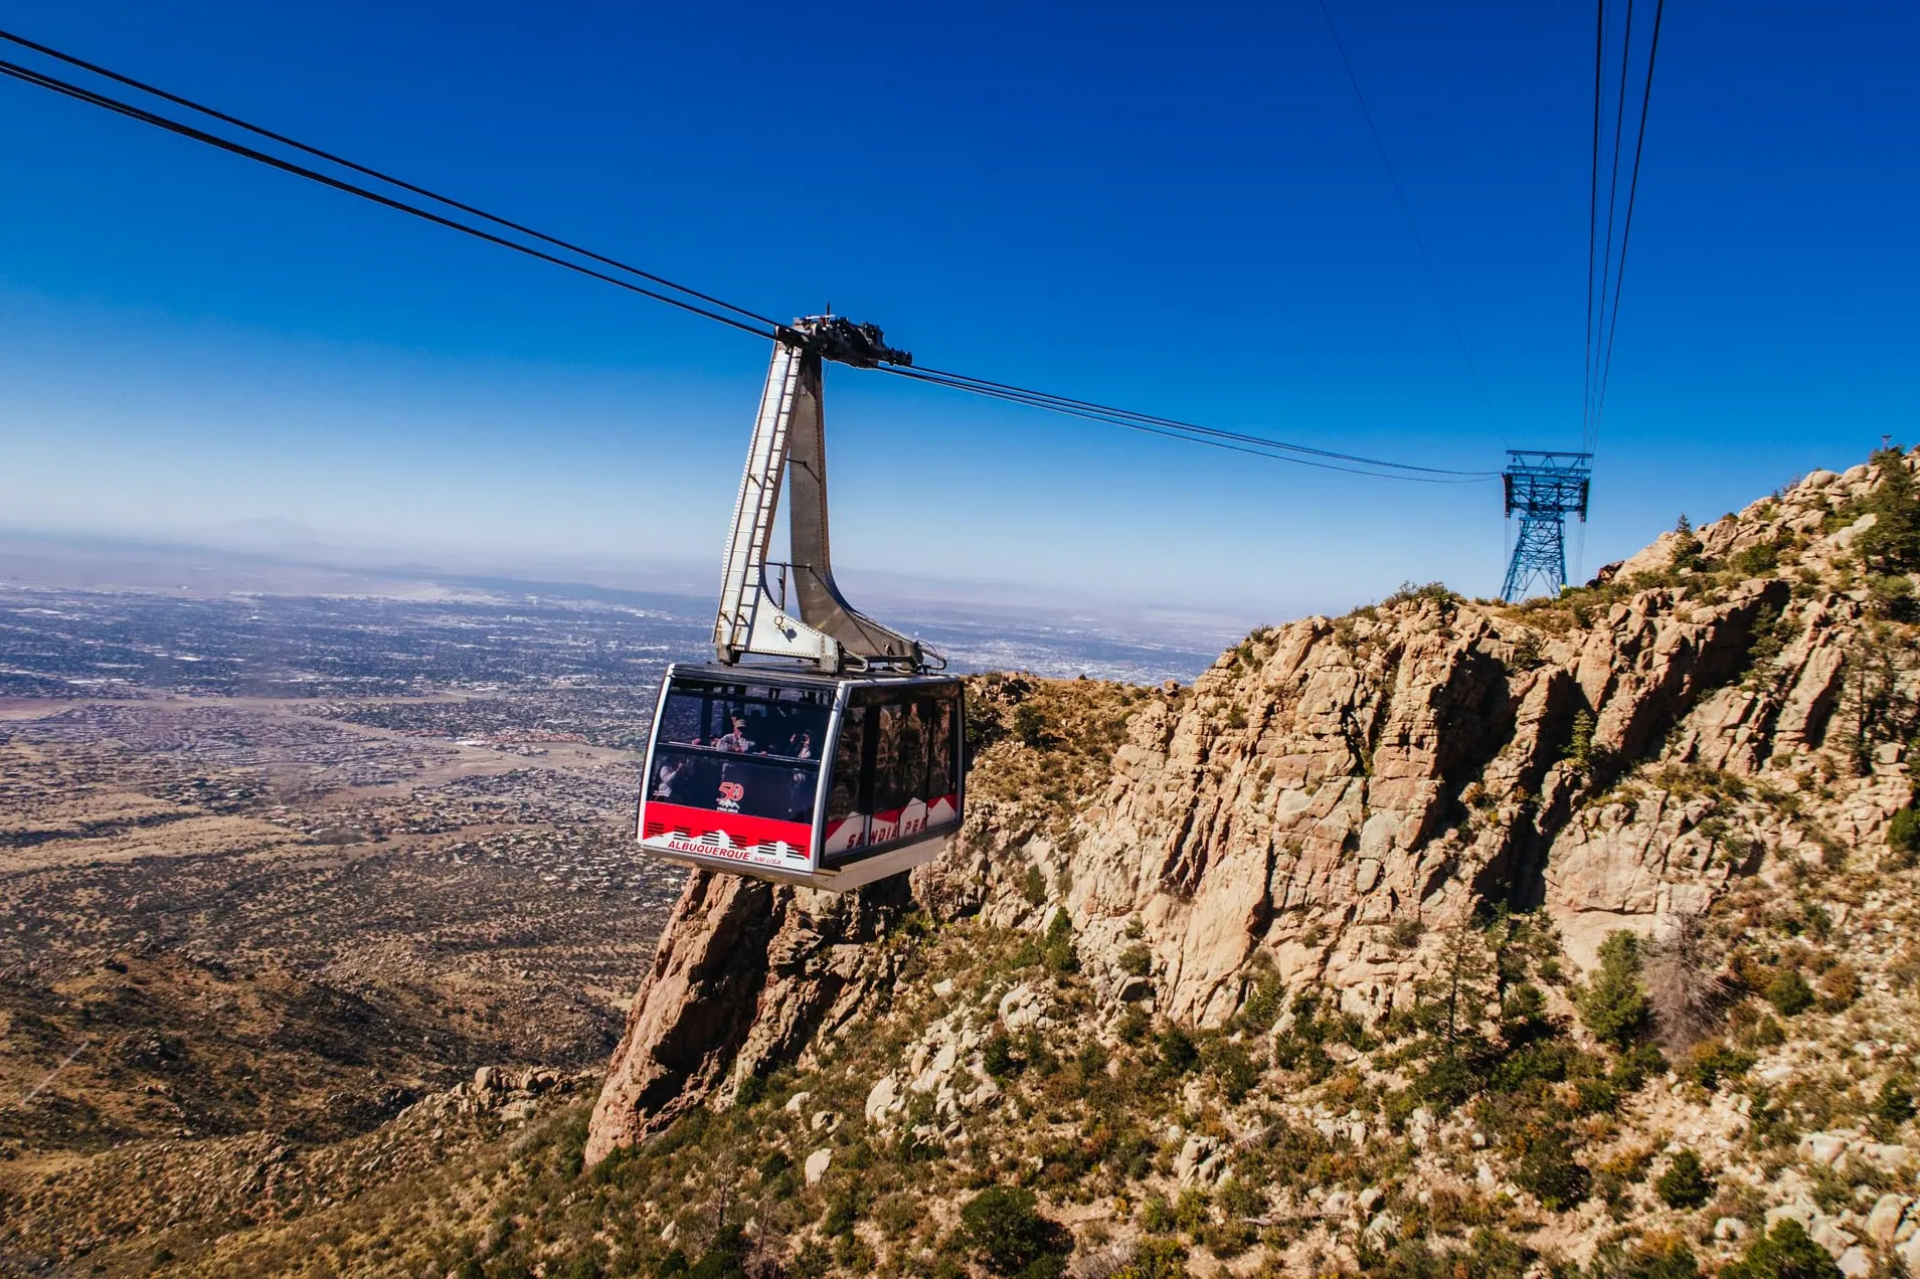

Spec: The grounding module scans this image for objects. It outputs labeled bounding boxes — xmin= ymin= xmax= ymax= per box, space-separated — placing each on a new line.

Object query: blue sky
xmin=0 ymin=0 xmax=1913 ymax=620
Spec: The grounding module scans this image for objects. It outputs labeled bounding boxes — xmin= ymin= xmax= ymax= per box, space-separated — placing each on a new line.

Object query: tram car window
xmin=639 ymin=665 xmax=965 ymax=889
xmin=822 ymin=712 xmax=867 ymax=856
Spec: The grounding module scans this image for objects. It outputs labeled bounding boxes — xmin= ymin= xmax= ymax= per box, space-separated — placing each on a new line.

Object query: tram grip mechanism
xmin=774 ymin=318 xmax=910 ymax=370
xmin=712 ymin=317 xmax=936 ymax=674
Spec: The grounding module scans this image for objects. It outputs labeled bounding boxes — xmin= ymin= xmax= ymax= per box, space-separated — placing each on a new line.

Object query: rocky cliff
xmin=589 ymin=456 xmax=1914 ymax=1169
xmin=124 ymin=452 xmax=1920 ymax=1278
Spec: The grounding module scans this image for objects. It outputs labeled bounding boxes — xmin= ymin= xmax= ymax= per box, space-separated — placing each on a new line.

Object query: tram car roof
xmin=662 ymin=662 xmax=964 ymax=691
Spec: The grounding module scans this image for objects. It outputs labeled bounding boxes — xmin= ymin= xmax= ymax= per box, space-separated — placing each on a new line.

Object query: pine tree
xmin=1836 ymin=626 xmax=1913 ymax=776
xmin=1670 ymin=514 xmax=1705 ymax=571
xmin=1579 ymin=931 xmax=1651 ymax=1048
xmin=1720 ymin=1219 xmax=1843 ymax=1279
xmin=1857 ymin=445 xmax=1920 ymax=573
xmin=1566 ymin=710 xmax=1597 ymax=775
xmin=1654 ymin=1148 xmax=1713 ymax=1208
xmin=1416 ymin=919 xmax=1497 ymax=1054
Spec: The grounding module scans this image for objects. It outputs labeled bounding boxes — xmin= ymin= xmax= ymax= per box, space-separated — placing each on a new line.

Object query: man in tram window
xmin=714 ymin=715 xmax=753 ymax=753
xmin=653 ymin=756 xmax=686 ymax=799
xmin=788 ymin=730 xmax=813 ymax=760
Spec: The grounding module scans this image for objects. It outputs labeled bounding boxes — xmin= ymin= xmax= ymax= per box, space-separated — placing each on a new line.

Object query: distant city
xmin=0 ymin=528 xmax=1243 ymax=695
xmin=0 ymin=528 xmax=1242 ymax=1179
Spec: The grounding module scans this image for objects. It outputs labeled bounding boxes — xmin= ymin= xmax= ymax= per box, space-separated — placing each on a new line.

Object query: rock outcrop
xmin=588 ymin=456 xmax=1916 ymax=1163
xmin=584 ymin=872 xmax=914 ymax=1163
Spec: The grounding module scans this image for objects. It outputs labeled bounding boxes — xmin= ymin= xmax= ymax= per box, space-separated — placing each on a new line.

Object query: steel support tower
xmin=1501 ymin=450 xmax=1593 ymax=601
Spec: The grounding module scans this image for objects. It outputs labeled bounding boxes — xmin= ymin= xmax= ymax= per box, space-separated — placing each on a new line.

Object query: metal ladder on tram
xmin=713 ymin=342 xmax=802 ymax=659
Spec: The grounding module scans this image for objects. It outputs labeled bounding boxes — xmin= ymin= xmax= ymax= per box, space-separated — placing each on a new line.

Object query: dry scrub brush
xmin=1643 ymin=913 xmax=1732 ymax=1053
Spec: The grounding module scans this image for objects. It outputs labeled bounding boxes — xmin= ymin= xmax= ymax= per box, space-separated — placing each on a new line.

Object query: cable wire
xmin=0 ymin=26 xmax=781 ymax=331
xmin=1314 ymin=0 xmax=1498 ymax=429
xmin=1593 ymin=0 xmax=1664 ymax=429
xmin=884 ymin=367 xmax=1494 ymax=483
xmin=0 ymin=32 xmax=1500 ymax=485
xmin=1582 ymin=0 xmax=1606 ymax=447
xmin=890 ymin=370 xmax=1474 ymax=480
xmin=1589 ymin=0 xmax=1636 ymax=445
xmin=0 ymin=58 xmax=782 ymax=340
xmin=896 ymin=364 xmax=1496 ymax=476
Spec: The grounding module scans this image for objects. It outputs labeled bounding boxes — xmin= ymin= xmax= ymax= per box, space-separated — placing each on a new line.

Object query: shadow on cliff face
xmin=1475 ymin=577 xmax=1797 ymax=914
xmin=1599 ymin=579 xmax=1795 ymax=768
xmin=1466 ymin=665 xmax=1581 ymax=914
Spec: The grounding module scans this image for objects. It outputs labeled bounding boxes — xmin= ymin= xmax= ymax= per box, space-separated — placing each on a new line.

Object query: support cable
xmin=1592 ymin=0 xmax=1665 ymax=430
xmin=891 ymin=364 xmax=1496 ymax=477
xmin=1581 ymin=0 xmax=1607 ymax=447
xmin=0 ymin=58 xmax=782 ymax=341
xmin=1589 ymin=0 xmax=1636 ymax=446
xmin=0 ymin=26 xmax=781 ymax=331
xmin=1313 ymin=0 xmax=1498 ymax=431
xmin=0 ymin=32 xmax=1500 ymax=484
xmin=884 ymin=366 xmax=1496 ymax=482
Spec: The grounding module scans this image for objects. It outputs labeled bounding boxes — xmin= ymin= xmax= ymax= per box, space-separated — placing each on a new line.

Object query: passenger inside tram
xmin=649 ymin=684 xmax=831 ymax=826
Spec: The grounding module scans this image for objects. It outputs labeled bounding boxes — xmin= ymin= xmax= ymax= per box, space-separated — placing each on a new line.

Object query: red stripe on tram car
xmin=823 ymin=814 xmax=867 ymax=853
xmin=926 ymin=793 xmax=960 ymax=826
xmin=641 ymin=799 xmax=813 ymax=861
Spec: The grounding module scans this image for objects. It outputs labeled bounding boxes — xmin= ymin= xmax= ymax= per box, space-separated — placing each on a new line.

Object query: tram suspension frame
xmin=712 ymin=317 xmax=939 ymax=675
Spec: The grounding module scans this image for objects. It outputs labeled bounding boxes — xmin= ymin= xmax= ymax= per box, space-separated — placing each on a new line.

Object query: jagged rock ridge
xmin=589 ymin=456 xmax=1912 ymax=1161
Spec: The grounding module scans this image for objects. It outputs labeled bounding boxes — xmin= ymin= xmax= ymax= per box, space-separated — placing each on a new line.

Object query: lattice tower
xmin=1501 ymin=451 xmax=1593 ymax=601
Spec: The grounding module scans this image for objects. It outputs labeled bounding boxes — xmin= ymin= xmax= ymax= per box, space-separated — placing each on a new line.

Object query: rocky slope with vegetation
xmin=572 ymin=447 xmax=1920 ymax=1279
xmin=73 ymin=446 xmax=1920 ymax=1278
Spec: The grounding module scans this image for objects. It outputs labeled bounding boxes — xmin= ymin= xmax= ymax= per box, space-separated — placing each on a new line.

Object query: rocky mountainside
xmin=72 ymin=447 xmax=1920 ymax=1279
xmin=556 ymin=450 xmax=1920 ymax=1277
xmin=591 ymin=455 xmax=1902 ymax=1147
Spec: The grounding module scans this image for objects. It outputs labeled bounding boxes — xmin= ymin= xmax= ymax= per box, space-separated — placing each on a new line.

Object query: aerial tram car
xmin=637 ymin=317 xmax=966 ymax=891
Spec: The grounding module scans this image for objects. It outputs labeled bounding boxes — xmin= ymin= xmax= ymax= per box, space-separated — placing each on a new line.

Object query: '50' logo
xmin=717 ymin=781 xmax=745 ymax=811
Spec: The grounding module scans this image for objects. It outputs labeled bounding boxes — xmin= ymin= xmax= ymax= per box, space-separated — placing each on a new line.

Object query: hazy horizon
xmin=0 ymin=520 xmax=1261 ymax=656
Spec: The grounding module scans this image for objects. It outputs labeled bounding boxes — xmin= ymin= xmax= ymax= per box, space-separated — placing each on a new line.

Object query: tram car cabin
xmin=638 ymin=664 xmax=965 ymax=890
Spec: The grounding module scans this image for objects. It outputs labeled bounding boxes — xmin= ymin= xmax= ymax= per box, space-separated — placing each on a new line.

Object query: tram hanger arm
xmin=775 ymin=316 xmax=911 ymax=369
xmin=711 ymin=316 xmax=931 ymax=672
